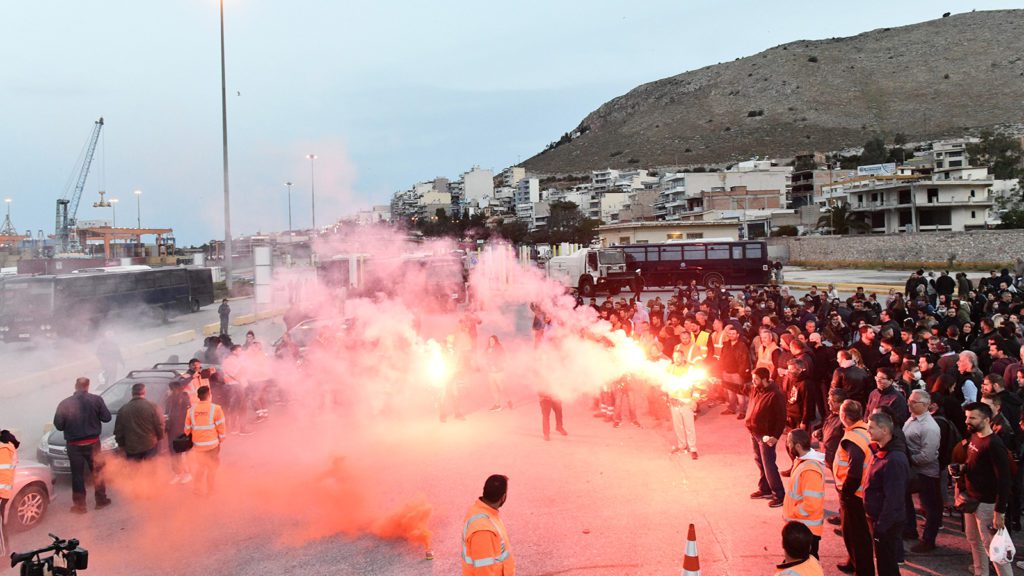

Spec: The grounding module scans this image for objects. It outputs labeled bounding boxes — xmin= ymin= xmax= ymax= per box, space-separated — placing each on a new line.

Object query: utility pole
xmin=220 ymin=0 xmax=233 ymax=291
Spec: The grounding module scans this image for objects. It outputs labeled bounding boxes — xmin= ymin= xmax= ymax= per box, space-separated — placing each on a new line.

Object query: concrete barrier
xmin=202 ymin=322 xmax=220 ymax=337
xmin=787 ymin=280 xmax=902 ymax=293
xmin=232 ymin=314 xmax=257 ymax=326
xmin=164 ymin=329 xmax=197 ymax=347
xmin=255 ymin=307 xmax=288 ymax=321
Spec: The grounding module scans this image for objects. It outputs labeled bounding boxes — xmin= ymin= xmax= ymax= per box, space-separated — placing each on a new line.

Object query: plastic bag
xmin=989 ymin=527 xmax=1016 ymax=566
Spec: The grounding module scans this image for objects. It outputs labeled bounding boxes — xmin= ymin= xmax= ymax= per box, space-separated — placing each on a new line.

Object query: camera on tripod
xmin=10 ymin=533 xmax=88 ymax=576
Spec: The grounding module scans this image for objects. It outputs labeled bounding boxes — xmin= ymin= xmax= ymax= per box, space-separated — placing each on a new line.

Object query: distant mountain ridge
xmin=523 ymin=10 xmax=1024 ymax=174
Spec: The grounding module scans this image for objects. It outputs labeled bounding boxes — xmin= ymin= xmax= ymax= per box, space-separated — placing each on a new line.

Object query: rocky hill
xmin=523 ymin=10 xmax=1024 ymax=174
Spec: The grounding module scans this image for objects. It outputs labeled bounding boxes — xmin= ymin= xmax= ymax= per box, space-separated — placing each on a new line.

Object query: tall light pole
xmin=133 ymin=189 xmax=142 ymax=229
xmin=110 ymin=198 xmax=118 ymax=228
xmin=220 ymin=0 xmax=234 ymax=291
xmin=307 ymin=154 xmax=317 ymax=232
xmin=285 ymin=181 xmax=293 ymax=232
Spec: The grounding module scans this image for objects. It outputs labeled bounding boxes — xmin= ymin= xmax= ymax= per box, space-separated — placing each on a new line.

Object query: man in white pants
xmin=667 ymin=351 xmax=703 ymax=460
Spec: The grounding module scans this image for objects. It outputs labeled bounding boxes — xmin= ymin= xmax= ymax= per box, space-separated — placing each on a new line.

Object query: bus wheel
xmin=190 ymin=299 xmax=200 ymax=313
xmin=578 ymin=277 xmax=595 ymax=297
xmin=703 ymin=272 xmax=724 ymax=289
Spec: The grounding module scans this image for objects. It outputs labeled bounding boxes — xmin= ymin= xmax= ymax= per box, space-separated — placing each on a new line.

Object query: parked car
xmin=4 ymin=461 xmax=56 ymax=532
xmin=36 ymin=365 xmax=188 ymax=473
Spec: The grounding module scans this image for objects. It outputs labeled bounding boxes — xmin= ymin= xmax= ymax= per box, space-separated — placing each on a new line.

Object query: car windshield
xmin=598 ymin=251 xmax=624 ymax=265
xmin=101 ymin=380 xmax=171 ymax=412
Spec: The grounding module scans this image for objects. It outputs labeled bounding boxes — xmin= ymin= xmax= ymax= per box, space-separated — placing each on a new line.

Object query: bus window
xmin=683 ymin=246 xmax=705 ymax=260
xmin=661 ymin=246 xmax=681 ymax=261
xmin=646 ymin=248 xmax=660 ymax=262
xmin=746 ymin=243 xmax=763 ymax=259
xmin=624 ymin=247 xmax=646 ymax=263
xmin=732 ymin=246 xmax=744 ymax=259
xmin=706 ymin=245 xmax=729 ymax=260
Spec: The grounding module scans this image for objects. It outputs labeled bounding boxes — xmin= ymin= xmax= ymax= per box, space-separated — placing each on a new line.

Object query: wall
xmin=768 ymin=230 xmax=1024 ymax=267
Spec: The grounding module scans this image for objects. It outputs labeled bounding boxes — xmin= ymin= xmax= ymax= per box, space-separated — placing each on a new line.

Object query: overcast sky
xmin=2 ymin=1 xmax=1017 ymax=245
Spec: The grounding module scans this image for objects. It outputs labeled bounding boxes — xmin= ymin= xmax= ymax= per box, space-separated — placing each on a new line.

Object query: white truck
xmin=545 ymin=247 xmax=637 ymax=297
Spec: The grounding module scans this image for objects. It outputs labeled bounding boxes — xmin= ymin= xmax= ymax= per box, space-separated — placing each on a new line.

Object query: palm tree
xmin=817 ymin=202 xmax=871 ymax=235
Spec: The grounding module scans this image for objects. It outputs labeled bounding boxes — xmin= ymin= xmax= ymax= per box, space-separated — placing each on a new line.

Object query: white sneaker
xmin=179 ymin=473 xmax=193 ymax=484
xmin=169 ymin=474 xmax=182 ymax=485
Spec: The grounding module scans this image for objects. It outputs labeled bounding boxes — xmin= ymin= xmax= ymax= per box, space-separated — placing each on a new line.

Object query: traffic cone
xmin=682 ymin=523 xmax=700 ymax=576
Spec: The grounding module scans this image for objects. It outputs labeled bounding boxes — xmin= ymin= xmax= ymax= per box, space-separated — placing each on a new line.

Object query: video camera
xmin=10 ymin=533 xmax=88 ymax=576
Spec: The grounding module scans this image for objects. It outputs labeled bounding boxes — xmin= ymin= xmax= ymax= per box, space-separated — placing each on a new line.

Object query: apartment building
xmin=825 ymin=167 xmax=994 ymax=232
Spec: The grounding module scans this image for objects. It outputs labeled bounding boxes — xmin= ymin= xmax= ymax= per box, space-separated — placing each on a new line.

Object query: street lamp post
xmin=285 ymin=181 xmax=293 ymax=232
xmin=307 ymin=154 xmax=317 ymax=232
xmin=133 ymin=189 xmax=142 ymax=229
xmin=110 ymin=198 xmax=118 ymax=228
xmin=220 ymin=0 xmax=234 ymax=291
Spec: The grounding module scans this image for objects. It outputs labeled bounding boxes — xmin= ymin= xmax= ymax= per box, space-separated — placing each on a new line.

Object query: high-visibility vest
xmin=783 ymin=455 xmax=826 ymax=536
xmin=675 ymin=341 xmax=706 ymax=365
xmin=711 ymin=331 xmax=726 ymax=359
xmin=691 ymin=330 xmax=710 ymax=354
xmin=755 ymin=341 xmax=779 ymax=373
xmin=833 ymin=422 xmax=873 ymax=499
xmin=184 ymin=401 xmax=226 ymax=451
xmin=462 ymin=499 xmax=515 ymax=576
xmin=0 ymin=440 xmax=16 ymax=500
xmin=667 ymin=363 xmax=703 ymax=403
xmin=774 ymin=555 xmax=824 ymax=576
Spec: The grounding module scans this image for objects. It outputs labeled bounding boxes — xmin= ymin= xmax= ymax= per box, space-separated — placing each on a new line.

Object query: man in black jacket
xmin=865 ymin=411 xmax=909 ymax=576
xmin=746 ymin=367 xmax=787 ymax=507
xmin=832 ymin=349 xmax=872 ymax=407
xmin=53 ymin=377 xmax=112 ymax=513
xmin=113 ymin=383 xmax=164 ymax=461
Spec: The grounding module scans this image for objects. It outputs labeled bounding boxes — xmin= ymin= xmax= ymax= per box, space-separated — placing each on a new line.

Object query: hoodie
xmin=864 ymin=434 xmax=909 ymax=534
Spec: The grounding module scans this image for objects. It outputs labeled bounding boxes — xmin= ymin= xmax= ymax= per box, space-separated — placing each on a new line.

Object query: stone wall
xmin=768 ymin=230 xmax=1024 ymax=267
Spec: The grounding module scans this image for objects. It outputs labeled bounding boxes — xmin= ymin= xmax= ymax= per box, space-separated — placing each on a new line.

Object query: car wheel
xmin=190 ymin=299 xmax=201 ymax=313
xmin=10 ymin=484 xmax=48 ymax=532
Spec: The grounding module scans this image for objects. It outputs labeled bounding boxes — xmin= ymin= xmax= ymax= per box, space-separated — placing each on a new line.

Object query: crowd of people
xmin=9 ymin=263 xmax=1024 ymax=574
xmin=556 ymin=267 xmax=1024 ymax=576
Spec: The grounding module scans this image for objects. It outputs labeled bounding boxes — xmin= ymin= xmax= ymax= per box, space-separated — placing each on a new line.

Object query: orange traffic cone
xmin=682 ymin=523 xmax=700 ymax=576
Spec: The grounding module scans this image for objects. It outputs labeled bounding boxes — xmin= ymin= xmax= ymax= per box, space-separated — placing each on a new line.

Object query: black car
xmin=36 ymin=365 xmax=188 ymax=473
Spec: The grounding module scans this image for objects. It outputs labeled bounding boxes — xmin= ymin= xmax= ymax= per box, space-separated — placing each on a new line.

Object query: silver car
xmin=3 ymin=461 xmax=56 ymax=532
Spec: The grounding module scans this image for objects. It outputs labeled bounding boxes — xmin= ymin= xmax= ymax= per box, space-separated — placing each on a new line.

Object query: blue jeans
xmin=751 ymin=434 xmax=784 ymax=500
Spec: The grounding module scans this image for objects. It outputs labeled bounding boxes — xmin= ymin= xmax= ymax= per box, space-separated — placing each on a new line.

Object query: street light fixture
xmin=220 ymin=0 xmax=233 ymax=291
xmin=133 ymin=189 xmax=142 ymax=229
xmin=307 ymin=154 xmax=317 ymax=232
xmin=285 ymin=181 xmax=293 ymax=232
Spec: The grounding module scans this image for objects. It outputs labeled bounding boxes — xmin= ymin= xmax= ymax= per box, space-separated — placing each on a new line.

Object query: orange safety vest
xmin=783 ymin=453 xmax=826 ymax=536
xmin=184 ymin=401 xmax=226 ymax=451
xmin=0 ymin=440 xmax=16 ymax=500
xmin=833 ymin=421 xmax=873 ymax=499
xmin=711 ymin=331 xmax=726 ymax=359
xmin=755 ymin=341 xmax=779 ymax=374
xmin=462 ymin=499 xmax=515 ymax=576
xmin=774 ymin=555 xmax=825 ymax=576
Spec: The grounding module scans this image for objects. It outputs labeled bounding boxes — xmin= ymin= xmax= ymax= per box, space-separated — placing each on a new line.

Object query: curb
xmin=786 ymin=280 xmax=902 ymax=292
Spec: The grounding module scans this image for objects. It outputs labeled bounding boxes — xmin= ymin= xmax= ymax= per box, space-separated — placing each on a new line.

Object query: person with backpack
xmin=929 ymin=393 xmax=961 ymax=512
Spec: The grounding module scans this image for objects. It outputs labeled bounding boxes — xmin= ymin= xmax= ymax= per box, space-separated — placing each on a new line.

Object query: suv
xmin=4 ymin=461 xmax=56 ymax=532
xmin=36 ymin=364 xmax=189 ymax=473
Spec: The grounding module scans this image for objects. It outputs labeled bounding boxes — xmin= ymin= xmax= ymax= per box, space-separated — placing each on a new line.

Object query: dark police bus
xmin=620 ymin=239 xmax=772 ymax=289
xmin=0 ymin=266 xmax=214 ymax=342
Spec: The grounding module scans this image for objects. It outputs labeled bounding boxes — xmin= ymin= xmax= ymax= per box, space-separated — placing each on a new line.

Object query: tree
xmin=772 ymin=225 xmax=799 ymax=237
xmin=817 ymin=202 xmax=870 ymax=235
xmin=860 ymin=136 xmax=888 ymax=165
xmin=497 ymin=219 xmax=528 ymax=244
xmin=967 ymin=131 xmax=1024 ymax=180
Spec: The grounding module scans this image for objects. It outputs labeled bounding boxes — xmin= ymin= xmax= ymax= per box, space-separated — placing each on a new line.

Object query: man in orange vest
xmin=184 ymin=385 xmax=227 ymax=496
xmin=833 ymin=400 xmax=874 ymax=576
xmin=462 ymin=474 xmax=515 ymax=575
xmin=0 ymin=429 xmax=19 ymax=558
xmin=783 ymin=429 xmax=826 ymax=558
xmin=774 ymin=521 xmax=825 ymax=576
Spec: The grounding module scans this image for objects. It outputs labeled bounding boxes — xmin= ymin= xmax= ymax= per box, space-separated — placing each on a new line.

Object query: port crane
xmin=55 ymin=117 xmax=104 ymax=252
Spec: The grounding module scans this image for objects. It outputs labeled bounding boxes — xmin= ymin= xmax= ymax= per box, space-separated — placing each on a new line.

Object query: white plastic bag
xmin=989 ymin=527 xmax=1016 ymax=566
